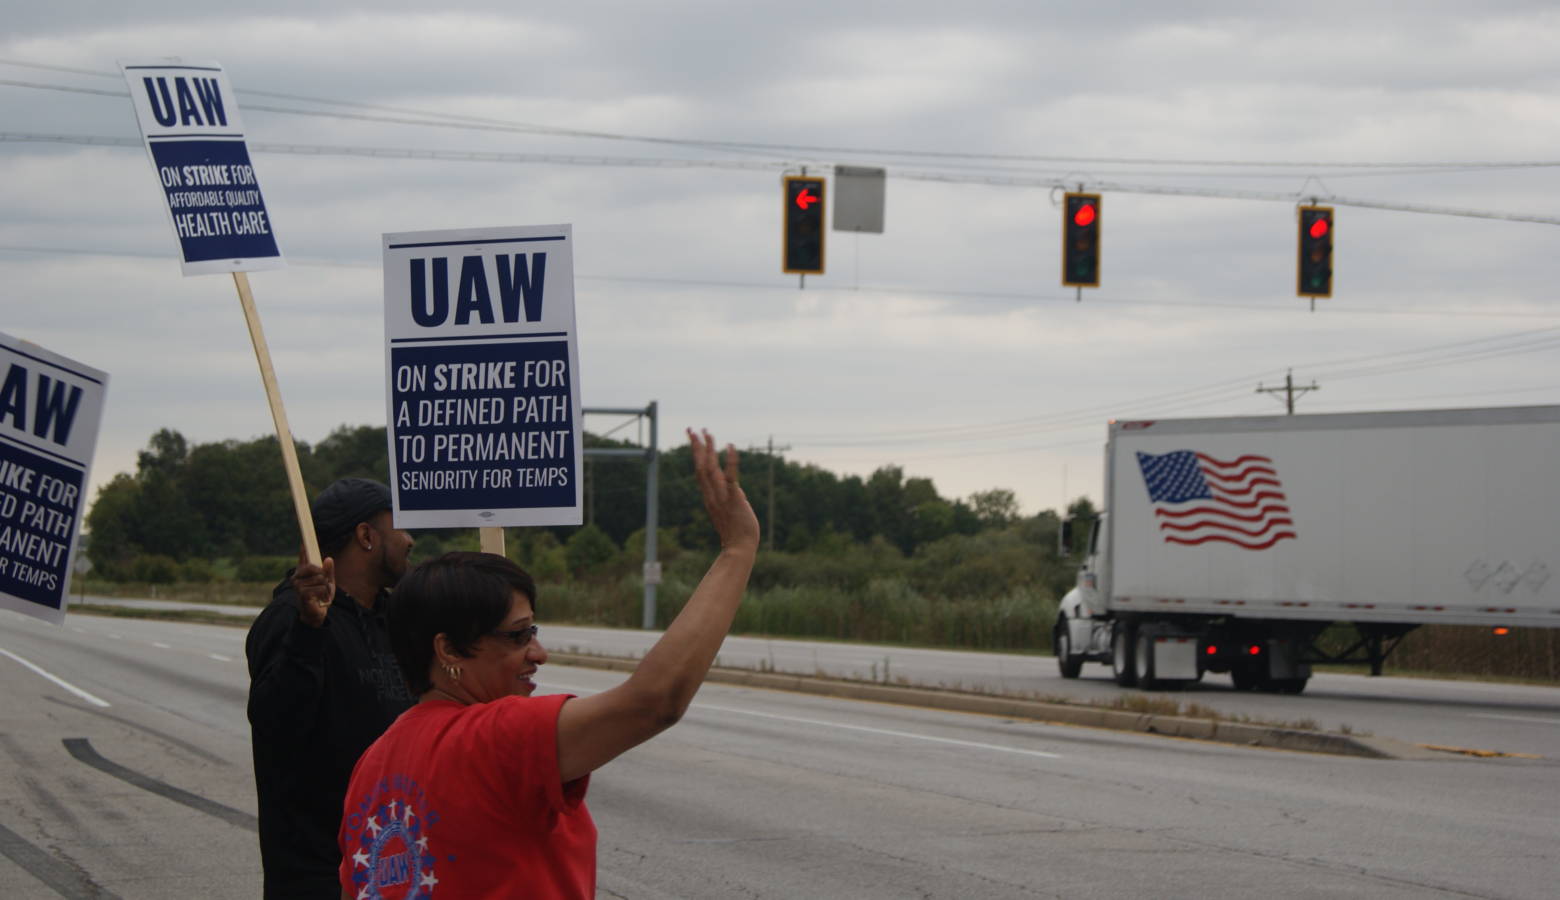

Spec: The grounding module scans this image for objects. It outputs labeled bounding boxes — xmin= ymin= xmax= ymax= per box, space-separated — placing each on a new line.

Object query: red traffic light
xmin=1297 ymin=205 xmax=1334 ymax=298
xmin=1061 ymin=192 xmax=1101 ymax=288
xmin=782 ymin=176 xmax=826 ymax=275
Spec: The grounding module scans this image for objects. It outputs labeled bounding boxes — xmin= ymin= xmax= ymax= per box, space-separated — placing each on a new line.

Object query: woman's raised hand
xmin=688 ymin=428 xmax=760 ymax=554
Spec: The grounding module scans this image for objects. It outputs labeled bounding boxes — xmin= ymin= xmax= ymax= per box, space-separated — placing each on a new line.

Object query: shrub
xmin=565 ymin=524 xmax=619 ymax=576
xmin=130 ymin=555 xmax=180 ymax=584
xmin=624 ymin=527 xmax=681 ymax=564
xmin=235 ymin=555 xmax=294 ymax=582
xmin=178 ymin=558 xmax=218 ymax=583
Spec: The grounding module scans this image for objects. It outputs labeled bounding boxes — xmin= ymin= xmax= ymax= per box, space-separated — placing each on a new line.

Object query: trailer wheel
xmin=1111 ymin=621 xmax=1137 ymax=687
xmin=1054 ymin=620 xmax=1083 ymax=679
xmin=1134 ymin=632 xmax=1161 ymax=690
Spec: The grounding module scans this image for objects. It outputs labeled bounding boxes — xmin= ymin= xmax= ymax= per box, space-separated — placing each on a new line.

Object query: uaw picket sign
xmin=120 ymin=58 xmax=284 ymax=275
xmin=0 ymin=335 xmax=107 ymax=625
xmin=384 ymin=225 xmax=583 ymax=529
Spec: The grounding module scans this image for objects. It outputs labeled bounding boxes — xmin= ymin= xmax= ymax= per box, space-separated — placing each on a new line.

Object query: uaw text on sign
xmin=0 ymin=334 xmax=108 ymax=625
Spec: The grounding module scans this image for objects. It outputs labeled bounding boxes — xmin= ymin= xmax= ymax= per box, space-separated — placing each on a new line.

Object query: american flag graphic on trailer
xmin=1135 ymin=451 xmax=1297 ymax=550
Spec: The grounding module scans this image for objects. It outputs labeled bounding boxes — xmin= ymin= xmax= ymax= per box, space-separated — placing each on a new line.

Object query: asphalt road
xmin=3 ymin=607 xmax=1557 ymax=897
xmin=536 ymin=624 xmax=1560 ymax=758
xmin=77 ymin=596 xmax=1560 ymax=756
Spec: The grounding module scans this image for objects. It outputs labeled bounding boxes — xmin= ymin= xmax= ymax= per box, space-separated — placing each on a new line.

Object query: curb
xmin=548 ymin=652 xmax=1433 ymax=760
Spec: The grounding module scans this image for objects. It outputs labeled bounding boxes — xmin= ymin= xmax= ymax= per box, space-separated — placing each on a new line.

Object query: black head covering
xmin=311 ymin=478 xmax=392 ymax=553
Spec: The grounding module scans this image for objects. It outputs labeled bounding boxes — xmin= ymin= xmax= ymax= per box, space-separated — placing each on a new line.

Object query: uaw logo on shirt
xmin=345 ymin=777 xmax=440 ymax=899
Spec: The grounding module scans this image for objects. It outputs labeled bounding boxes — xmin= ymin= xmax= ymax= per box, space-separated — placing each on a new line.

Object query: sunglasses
xmin=489 ymin=624 xmax=539 ymax=648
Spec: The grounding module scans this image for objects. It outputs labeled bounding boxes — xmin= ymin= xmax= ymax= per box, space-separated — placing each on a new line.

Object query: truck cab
xmin=1055 ymin=513 xmax=1113 ymax=678
xmin=1056 ymin=509 xmax=1312 ymax=692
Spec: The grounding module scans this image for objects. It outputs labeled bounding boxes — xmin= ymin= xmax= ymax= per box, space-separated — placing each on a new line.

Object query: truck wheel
xmin=1134 ymin=631 xmax=1161 ymax=690
xmin=1054 ymin=621 xmax=1083 ymax=679
xmin=1111 ymin=622 xmax=1137 ymax=687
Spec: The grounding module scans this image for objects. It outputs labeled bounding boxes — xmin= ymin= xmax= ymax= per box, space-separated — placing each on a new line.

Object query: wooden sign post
xmin=234 ymin=272 xmax=320 ymax=564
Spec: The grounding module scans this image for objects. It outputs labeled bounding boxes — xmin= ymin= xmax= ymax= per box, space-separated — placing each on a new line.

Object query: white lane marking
xmin=696 ymin=703 xmax=1063 ymax=760
xmin=152 ymin=642 xmax=171 ymax=649
xmin=542 ymin=680 xmax=1061 ymax=760
xmin=107 ymin=633 xmax=123 ymax=640
xmin=209 ymin=653 xmax=233 ymax=662
xmin=1471 ymin=713 xmax=1560 ymax=727
xmin=0 ymin=647 xmax=111 ymax=707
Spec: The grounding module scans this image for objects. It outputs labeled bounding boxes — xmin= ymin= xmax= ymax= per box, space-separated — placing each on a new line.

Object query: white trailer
xmin=1055 ymin=405 xmax=1560 ymax=693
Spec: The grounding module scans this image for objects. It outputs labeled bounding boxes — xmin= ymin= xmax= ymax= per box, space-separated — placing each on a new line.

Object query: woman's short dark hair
xmin=388 ymin=551 xmax=538 ymax=695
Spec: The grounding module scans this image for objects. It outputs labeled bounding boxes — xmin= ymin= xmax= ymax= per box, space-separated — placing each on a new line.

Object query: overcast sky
xmin=4 ymin=1 xmax=1559 ymax=523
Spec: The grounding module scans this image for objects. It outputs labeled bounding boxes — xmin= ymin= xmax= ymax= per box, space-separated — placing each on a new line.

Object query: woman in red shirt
xmin=323 ymin=430 xmax=758 ymax=899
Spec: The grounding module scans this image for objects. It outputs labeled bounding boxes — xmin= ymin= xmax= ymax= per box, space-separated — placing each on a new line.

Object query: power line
xmin=1294 ymin=324 xmax=1560 ymax=375
xmin=1318 ymin=334 xmax=1560 ymax=382
xmin=793 ymin=326 xmax=1560 ymax=449
xmin=789 ymin=371 xmax=1276 ymax=445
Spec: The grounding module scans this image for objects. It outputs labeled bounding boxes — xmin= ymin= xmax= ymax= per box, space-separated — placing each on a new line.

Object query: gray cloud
xmin=2 ymin=1 xmax=1558 ymax=517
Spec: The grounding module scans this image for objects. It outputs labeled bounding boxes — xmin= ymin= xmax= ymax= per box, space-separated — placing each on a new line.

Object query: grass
xmin=68 ymin=603 xmax=257 ymax=627
xmin=71 ymin=579 xmax=273 ymax=607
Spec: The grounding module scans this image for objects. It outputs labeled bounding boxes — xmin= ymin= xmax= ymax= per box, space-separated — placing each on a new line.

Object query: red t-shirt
xmin=338 ymin=694 xmax=596 ymax=899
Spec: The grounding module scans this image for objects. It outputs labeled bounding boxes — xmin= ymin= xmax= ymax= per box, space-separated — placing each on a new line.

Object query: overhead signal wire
xmin=5 ymin=62 xmax=1560 ymax=174
xmin=8 ymin=123 xmax=1559 ymax=228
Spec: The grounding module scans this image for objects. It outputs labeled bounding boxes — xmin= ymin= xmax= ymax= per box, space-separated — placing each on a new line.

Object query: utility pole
xmin=746 ymin=436 xmax=792 ymax=551
xmin=1256 ymin=369 xmax=1320 ymax=415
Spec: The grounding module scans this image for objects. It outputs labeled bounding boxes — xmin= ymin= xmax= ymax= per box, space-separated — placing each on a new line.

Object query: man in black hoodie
xmin=245 ymin=478 xmax=416 ymax=899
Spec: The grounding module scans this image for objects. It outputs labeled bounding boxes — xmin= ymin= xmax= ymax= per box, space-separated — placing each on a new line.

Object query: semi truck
xmin=1055 ymin=405 xmax=1560 ymax=693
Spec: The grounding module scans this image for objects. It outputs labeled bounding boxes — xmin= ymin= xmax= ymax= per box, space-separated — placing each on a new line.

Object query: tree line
xmin=81 ymin=426 xmax=1543 ymax=681
xmin=85 ymin=425 xmax=1096 ymax=588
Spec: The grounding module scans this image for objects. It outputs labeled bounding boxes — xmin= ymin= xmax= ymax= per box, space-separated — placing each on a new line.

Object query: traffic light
xmin=1062 ymin=192 xmax=1101 ymax=287
xmin=1297 ymin=205 xmax=1333 ymax=298
xmin=783 ymin=175 xmax=826 ymax=275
